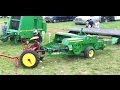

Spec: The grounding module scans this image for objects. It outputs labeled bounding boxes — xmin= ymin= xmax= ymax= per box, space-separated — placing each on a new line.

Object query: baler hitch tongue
xmin=44 ymin=46 xmax=69 ymax=53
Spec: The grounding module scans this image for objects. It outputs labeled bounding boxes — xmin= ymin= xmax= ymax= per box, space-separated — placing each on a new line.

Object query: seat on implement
xmin=30 ymin=36 xmax=40 ymax=51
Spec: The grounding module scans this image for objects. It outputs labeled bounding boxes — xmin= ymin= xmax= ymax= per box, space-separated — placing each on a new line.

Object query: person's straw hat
xmin=30 ymin=36 xmax=39 ymax=40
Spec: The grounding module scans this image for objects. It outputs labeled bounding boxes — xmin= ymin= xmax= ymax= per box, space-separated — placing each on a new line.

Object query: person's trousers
xmin=2 ymin=30 xmax=6 ymax=35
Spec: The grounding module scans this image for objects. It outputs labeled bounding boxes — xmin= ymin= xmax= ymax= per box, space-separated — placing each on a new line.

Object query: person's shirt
xmin=88 ymin=20 xmax=94 ymax=25
xmin=2 ymin=23 xmax=7 ymax=31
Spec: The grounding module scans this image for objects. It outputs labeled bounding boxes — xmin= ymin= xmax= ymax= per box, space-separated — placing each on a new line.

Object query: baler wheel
xmin=84 ymin=46 xmax=95 ymax=58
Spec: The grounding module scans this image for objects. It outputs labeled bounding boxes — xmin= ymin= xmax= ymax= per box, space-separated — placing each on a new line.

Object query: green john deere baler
xmin=0 ymin=16 xmax=47 ymax=43
xmin=45 ymin=32 xmax=106 ymax=58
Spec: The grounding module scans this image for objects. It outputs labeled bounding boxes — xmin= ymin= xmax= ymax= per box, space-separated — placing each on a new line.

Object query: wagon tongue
xmin=44 ymin=43 xmax=69 ymax=55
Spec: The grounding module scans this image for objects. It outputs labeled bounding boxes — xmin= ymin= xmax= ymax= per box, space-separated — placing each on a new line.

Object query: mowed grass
xmin=1 ymin=19 xmax=120 ymax=75
xmin=101 ymin=21 xmax=120 ymax=29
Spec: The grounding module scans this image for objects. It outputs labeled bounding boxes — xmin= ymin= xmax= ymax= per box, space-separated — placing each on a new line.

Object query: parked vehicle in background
xmin=73 ymin=16 xmax=101 ymax=25
xmin=0 ymin=16 xmax=10 ymax=18
xmin=42 ymin=16 xmax=47 ymax=19
xmin=101 ymin=16 xmax=120 ymax=22
xmin=45 ymin=16 xmax=76 ymax=23
xmin=7 ymin=16 xmax=10 ymax=18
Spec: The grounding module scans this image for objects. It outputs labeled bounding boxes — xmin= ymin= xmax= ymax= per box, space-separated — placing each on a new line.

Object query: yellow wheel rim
xmin=22 ymin=53 xmax=36 ymax=67
xmin=89 ymin=50 xmax=94 ymax=57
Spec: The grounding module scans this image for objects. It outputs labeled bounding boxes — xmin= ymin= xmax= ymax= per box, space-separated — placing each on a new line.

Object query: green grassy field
xmin=1 ymin=18 xmax=120 ymax=75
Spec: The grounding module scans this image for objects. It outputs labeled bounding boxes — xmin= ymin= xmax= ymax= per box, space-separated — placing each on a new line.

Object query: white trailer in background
xmin=114 ymin=16 xmax=120 ymax=20
xmin=101 ymin=16 xmax=120 ymax=22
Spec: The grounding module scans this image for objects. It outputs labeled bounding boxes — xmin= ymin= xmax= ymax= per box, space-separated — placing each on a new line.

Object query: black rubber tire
xmin=0 ymin=35 xmax=8 ymax=42
xmin=84 ymin=46 xmax=95 ymax=58
xmin=75 ymin=23 xmax=79 ymax=25
xmin=39 ymin=46 xmax=45 ymax=60
xmin=39 ymin=35 xmax=43 ymax=43
xmin=1 ymin=37 xmax=8 ymax=42
xmin=20 ymin=50 xmax=40 ymax=68
xmin=53 ymin=20 xmax=59 ymax=23
xmin=36 ymin=46 xmax=46 ymax=61
xmin=36 ymin=33 xmax=42 ymax=43
xmin=10 ymin=37 xmax=14 ymax=41
xmin=53 ymin=20 xmax=57 ymax=23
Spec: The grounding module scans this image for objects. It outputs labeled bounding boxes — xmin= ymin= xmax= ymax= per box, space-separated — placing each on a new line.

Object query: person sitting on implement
xmin=2 ymin=22 xmax=7 ymax=35
xmin=30 ymin=36 xmax=40 ymax=51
